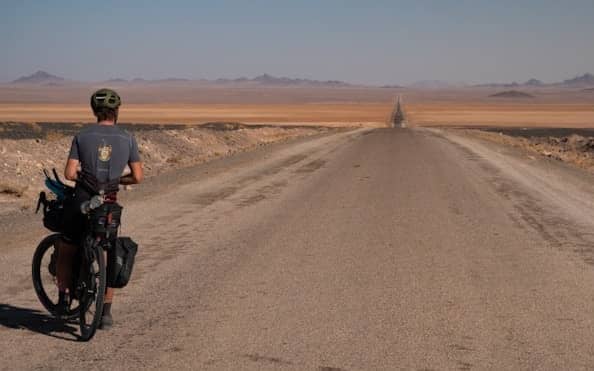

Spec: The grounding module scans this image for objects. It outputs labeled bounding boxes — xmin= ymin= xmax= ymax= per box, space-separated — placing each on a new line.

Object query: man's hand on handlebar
xmin=121 ymin=162 xmax=144 ymax=185
xmin=119 ymin=174 xmax=137 ymax=185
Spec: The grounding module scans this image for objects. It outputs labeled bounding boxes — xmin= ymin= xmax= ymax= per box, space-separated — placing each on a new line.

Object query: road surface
xmin=2 ymin=128 xmax=594 ymax=370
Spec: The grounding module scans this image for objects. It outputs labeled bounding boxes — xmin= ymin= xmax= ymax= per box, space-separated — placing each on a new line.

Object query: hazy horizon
xmin=6 ymin=69 xmax=594 ymax=87
xmin=2 ymin=0 xmax=593 ymax=85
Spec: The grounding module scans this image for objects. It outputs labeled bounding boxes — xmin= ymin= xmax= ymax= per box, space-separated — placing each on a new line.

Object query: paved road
xmin=2 ymin=128 xmax=594 ymax=370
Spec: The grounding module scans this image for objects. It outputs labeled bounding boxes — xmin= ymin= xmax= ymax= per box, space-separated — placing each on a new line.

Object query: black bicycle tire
xmin=31 ymin=233 xmax=80 ymax=319
xmin=78 ymin=242 xmax=106 ymax=341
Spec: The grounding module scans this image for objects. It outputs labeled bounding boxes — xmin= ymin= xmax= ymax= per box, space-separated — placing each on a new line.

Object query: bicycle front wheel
xmin=32 ymin=233 xmax=81 ymax=319
xmin=78 ymin=241 xmax=106 ymax=341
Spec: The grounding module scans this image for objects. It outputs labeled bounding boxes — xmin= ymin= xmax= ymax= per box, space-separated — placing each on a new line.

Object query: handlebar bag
xmin=107 ymin=236 xmax=138 ymax=288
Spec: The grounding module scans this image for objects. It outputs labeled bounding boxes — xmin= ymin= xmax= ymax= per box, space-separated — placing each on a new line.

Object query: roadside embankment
xmin=448 ymin=127 xmax=594 ymax=173
xmin=0 ymin=122 xmax=334 ymax=213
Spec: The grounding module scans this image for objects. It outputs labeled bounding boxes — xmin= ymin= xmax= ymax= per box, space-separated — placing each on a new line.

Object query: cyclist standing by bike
xmin=56 ymin=88 xmax=143 ymax=330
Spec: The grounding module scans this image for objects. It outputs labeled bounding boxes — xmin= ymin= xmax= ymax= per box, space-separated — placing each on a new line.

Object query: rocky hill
xmin=562 ymin=73 xmax=594 ymax=87
xmin=214 ymin=74 xmax=351 ymax=87
xmin=12 ymin=71 xmax=65 ymax=84
xmin=489 ymin=90 xmax=534 ymax=98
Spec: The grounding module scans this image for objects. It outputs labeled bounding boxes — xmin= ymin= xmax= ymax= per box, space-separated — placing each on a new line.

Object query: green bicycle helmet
xmin=90 ymin=88 xmax=122 ymax=111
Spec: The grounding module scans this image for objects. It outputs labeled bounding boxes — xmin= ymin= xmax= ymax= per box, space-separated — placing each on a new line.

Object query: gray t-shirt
xmin=68 ymin=124 xmax=141 ymax=183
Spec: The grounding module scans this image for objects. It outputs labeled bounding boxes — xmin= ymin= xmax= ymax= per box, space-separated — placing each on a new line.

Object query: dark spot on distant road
xmin=243 ymin=353 xmax=293 ymax=365
xmin=254 ymin=154 xmax=308 ymax=178
xmin=239 ymin=194 xmax=266 ymax=207
xmin=319 ymin=367 xmax=347 ymax=371
xmin=295 ymin=159 xmax=326 ymax=173
xmin=280 ymin=154 xmax=309 ymax=167
xmin=450 ymin=344 xmax=474 ymax=352
xmin=457 ymin=360 xmax=473 ymax=370
xmin=193 ymin=186 xmax=239 ymax=206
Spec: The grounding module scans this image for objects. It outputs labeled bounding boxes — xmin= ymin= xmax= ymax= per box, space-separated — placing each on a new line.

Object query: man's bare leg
xmin=105 ymin=287 xmax=114 ymax=303
xmin=100 ymin=251 xmax=115 ymax=330
xmin=56 ymin=239 xmax=77 ymax=297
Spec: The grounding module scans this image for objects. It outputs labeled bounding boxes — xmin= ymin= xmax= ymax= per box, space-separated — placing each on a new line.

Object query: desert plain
xmin=0 ymin=82 xmax=592 ymax=127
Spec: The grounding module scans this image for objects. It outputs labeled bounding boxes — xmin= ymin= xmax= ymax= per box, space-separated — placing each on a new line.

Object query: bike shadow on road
xmin=0 ymin=303 xmax=79 ymax=341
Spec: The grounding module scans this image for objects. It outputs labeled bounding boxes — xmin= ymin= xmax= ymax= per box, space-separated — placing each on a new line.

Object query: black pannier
xmin=37 ymin=192 xmax=66 ymax=233
xmin=107 ymin=237 xmax=138 ymax=288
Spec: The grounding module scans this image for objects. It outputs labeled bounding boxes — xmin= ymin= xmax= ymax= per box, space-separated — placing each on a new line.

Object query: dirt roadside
xmin=425 ymin=127 xmax=594 ymax=245
xmin=443 ymin=127 xmax=594 ymax=174
xmin=0 ymin=122 xmax=340 ymax=214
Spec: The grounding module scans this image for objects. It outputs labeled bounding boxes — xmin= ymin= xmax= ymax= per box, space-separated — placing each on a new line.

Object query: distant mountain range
xmin=9 ymin=70 xmax=594 ymax=89
xmin=475 ymin=74 xmax=594 ymax=88
xmin=11 ymin=71 xmax=351 ymax=87
xmin=562 ymin=73 xmax=594 ymax=87
xmin=408 ymin=80 xmax=468 ymax=89
xmin=12 ymin=70 xmax=66 ymax=84
xmin=212 ymin=74 xmax=351 ymax=87
xmin=475 ymin=79 xmax=544 ymax=88
xmin=489 ymin=90 xmax=534 ymax=98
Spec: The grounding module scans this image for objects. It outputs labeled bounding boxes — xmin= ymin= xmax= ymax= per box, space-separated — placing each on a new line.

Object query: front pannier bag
xmin=37 ymin=192 xmax=66 ymax=233
xmin=107 ymin=237 xmax=138 ymax=288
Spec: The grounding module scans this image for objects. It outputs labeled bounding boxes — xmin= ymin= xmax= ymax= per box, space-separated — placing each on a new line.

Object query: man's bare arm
xmin=64 ymin=159 xmax=79 ymax=181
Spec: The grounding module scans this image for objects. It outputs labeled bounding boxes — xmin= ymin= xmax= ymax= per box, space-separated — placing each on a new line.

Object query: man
xmin=56 ymin=88 xmax=143 ymax=330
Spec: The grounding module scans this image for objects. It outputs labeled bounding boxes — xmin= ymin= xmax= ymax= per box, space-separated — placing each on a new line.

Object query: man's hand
xmin=121 ymin=162 xmax=143 ymax=185
xmin=119 ymin=174 xmax=136 ymax=185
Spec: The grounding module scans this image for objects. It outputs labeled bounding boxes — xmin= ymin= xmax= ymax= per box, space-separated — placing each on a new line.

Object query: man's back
xmin=69 ymin=124 xmax=140 ymax=183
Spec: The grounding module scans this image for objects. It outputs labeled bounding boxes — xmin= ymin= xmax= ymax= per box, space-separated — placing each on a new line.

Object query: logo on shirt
xmin=98 ymin=141 xmax=112 ymax=162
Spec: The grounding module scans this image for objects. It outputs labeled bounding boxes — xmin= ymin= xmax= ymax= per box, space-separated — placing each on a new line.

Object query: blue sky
xmin=1 ymin=0 xmax=593 ymax=84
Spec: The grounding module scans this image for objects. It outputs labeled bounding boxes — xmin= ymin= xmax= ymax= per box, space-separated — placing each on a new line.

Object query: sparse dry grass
xmin=44 ymin=130 xmax=66 ymax=141
xmin=0 ymin=183 xmax=25 ymax=197
xmin=166 ymin=155 xmax=183 ymax=164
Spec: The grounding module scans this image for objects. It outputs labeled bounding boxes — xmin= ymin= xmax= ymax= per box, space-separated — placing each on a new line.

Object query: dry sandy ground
xmin=1 ymin=128 xmax=594 ymax=369
xmin=407 ymin=103 xmax=594 ymax=127
xmin=0 ymin=103 xmax=390 ymax=126
xmin=2 ymin=101 xmax=593 ymax=128
xmin=0 ymin=83 xmax=592 ymax=127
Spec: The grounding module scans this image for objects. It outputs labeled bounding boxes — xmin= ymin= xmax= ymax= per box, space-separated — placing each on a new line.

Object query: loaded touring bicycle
xmin=32 ymin=169 xmax=137 ymax=341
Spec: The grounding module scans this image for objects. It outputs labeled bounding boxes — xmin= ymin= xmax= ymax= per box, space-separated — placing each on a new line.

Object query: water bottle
xmin=80 ymin=194 xmax=105 ymax=214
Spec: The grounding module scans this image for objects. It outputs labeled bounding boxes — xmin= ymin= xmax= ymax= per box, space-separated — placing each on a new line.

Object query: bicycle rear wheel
xmin=77 ymin=241 xmax=106 ymax=341
xmin=32 ymin=234 xmax=81 ymax=319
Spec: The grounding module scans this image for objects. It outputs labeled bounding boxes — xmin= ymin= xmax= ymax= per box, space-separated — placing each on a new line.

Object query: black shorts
xmin=62 ymin=186 xmax=92 ymax=245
